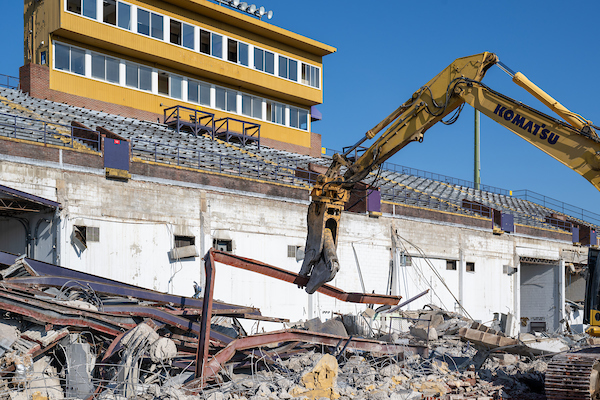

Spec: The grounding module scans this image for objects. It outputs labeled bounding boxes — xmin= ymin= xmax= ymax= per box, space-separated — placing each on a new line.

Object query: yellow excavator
xmin=299 ymin=52 xmax=600 ymax=398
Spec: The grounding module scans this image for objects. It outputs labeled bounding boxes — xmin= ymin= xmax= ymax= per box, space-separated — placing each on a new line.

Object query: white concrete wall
xmin=0 ymin=157 xmax=584 ymax=335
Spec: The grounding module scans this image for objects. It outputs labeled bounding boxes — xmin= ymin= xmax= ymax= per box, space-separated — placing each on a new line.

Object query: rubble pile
xmin=0 ymin=252 xmax=593 ymax=400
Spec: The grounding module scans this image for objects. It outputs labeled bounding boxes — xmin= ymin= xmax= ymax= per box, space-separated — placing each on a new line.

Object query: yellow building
xmin=22 ymin=0 xmax=336 ymax=155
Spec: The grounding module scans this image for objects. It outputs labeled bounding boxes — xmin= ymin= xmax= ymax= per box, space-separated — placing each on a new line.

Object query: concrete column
xmin=559 ymin=259 xmax=566 ymax=332
xmin=458 ymin=246 xmax=465 ymax=316
xmin=513 ymin=254 xmax=521 ymax=337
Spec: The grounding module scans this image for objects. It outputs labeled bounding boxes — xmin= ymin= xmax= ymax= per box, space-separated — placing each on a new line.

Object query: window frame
xmin=66 ymin=0 xmax=323 ymax=90
xmin=103 ymin=0 xmax=117 ymax=25
xmin=52 ymin=41 xmax=314 ymax=132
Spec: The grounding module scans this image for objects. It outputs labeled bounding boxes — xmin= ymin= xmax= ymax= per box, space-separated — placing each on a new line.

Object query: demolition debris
xmin=0 ymin=250 xmax=590 ymax=399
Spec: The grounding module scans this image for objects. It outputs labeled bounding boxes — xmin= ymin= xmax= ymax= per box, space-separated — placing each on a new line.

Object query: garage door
xmin=520 ymin=261 xmax=560 ymax=333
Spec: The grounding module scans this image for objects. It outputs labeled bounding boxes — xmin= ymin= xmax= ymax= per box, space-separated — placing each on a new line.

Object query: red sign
xmin=114 ymin=139 xmax=120 ymax=144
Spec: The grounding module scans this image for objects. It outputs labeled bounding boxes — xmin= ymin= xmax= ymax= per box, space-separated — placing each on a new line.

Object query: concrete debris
xmin=0 ymin=255 xmax=595 ymax=400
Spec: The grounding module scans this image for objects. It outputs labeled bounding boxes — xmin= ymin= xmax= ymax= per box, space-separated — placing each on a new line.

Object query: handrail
xmin=0 ymin=111 xmax=101 ymax=149
xmin=513 ymin=190 xmax=600 ymax=226
xmin=0 ymin=74 xmax=19 ymax=89
xmin=323 ymin=147 xmax=510 ymax=196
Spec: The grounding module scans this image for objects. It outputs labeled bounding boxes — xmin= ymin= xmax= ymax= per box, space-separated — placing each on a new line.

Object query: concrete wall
xmin=0 ymin=154 xmax=586 ymax=336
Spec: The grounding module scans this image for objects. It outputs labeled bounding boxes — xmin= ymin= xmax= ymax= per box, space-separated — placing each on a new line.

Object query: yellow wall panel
xmin=58 ymin=10 xmax=323 ymax=105
xmin=50 ymin=70 xmax=312 ymax=148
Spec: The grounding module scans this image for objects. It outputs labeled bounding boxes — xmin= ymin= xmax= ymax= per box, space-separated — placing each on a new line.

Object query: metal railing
xmin=164 ymin=105 xmax=215 ymax=136
xmin=0 ymin=74 xmax=19 ymax=89
xmin=322 ymin=147 xmax=511 ymax=196
xmin=214 ymin=116 xmax=260 ymax=146
xmin=0 ymin=111 xmax=101 ymax=149
xmin=513 ymin=190 xmax=600 ymax=226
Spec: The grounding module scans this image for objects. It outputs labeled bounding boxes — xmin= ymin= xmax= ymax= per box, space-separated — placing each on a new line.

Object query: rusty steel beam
xmin=6 ymin=275 xmax=257 ymax=314
xmin=188 ymin=328 xmax=427 ymax=389
xmin=195 ymin=249 xmax=403 ymax=385
xmin=196 ymin=251 xmax=216 ymax=381
xmin=211 ymin=250 xmax=401 ymax=305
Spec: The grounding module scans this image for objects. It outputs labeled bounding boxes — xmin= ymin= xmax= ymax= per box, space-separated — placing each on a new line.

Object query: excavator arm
xmin=299 ymin=51 xmax=600 ymax=295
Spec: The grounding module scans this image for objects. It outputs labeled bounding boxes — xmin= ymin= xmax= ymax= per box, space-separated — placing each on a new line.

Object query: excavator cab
xmin=585 ymin=248 xmax=600 ymax=336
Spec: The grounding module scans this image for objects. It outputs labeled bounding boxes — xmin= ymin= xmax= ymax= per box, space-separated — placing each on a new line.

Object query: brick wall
xmin=18 ymin=63 xmax=322 ymax=157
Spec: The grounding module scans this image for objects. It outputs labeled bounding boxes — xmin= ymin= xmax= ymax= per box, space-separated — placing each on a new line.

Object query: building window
xmin=278 ymin=56 xmax=287 ymax=79
xmin=103 ymin=0 xmax=116 ymax=25
xmin=215 ymin=87 xmax=236 ymax=112
xmin=55 ymin=43 xmax=71 ymax=71
xmin=267 ymin=101 xmax=284 ymax=124
xmin=211 ymin=33 xmax=222 ymax=58
xmin=125 ymin=63 xmax=151 ymax=91
xmin=175 ymin=235 xmax=195 ymax=248
xmin=213 ymin=238 xmax=232 ymax=252
xmin=238 ymin=43 xmax=248 ymax=66
xmin=287 ymin=245 xmax=301 ymax=258
xmin=83 ymin=0 xmax=97 ymax=19
xmin=254 ymin=48 xmax=263 ymax=71
xmin=170 ymin=19 xmax=181 ymax=45
xmin=71 ymin=48 xmax=85 ymax=75
xmin=288 ymin=59 xmax=297 ymax=81
xmin=289 ymin=106 xmax=308 ymax=130
xmin=227 ymin=39 xmax=238 ymax=63
xmin=73 ymin=225 xmax=99 ymax=249
xmin=215 ymin=87 xmax=225 ymax=110
xmin=54 ymin=43 xmax=87 ymax=76
xmin=466 ymin=262 xmax=475 ymax=272
xmin=137 ymin=9 xmax=150 ymax=35
xmin=139 ymin=66 xmax=152 ymax=91
xmin=242 ymin=94 xmax=262 ymax=119
xmin=253 ymin=48 xmax=274 ymax=74
xmin=40 ymin=51 xmax=47 ymax=65
xmin=151 ymin=13 xmax=163 ymax=40
xmin=158 ymin=72 xmax=168 ymax=95
xmin=117 ymin=2 xmax=130 ymax=30
xmin=91 ymin=53 xmax=119 ymax=83
xmin=68 ymin=0 xmax=97 ymax=19
xmin=264 ymin=51 xmax=274 ymax=74
xmin=302 ymin=63 xmax=320 ymax=88
xmin=67 ymin=0 xmax=82 ymax=14
xmin=171 ymin=75 xmax=183 ymax=99
xmin=125 ymin=63 xmax=137 ymax=87
xmin=188 ymin=80 xmax=211 ymax=106
xmin=446 ymin=260 xmax=457 ymax=271
xmin=182 ymin=24 xmax=194 ymax=50
xmin=200 ymin=29 xmax=210 ymax=54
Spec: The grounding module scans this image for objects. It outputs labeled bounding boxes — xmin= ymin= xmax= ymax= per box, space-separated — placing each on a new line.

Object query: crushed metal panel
xmin=63 ymin=335 xmax=95 ymax=399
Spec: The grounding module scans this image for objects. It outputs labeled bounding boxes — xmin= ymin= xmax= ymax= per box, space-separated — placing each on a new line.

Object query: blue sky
xmin=1 ymin=1 xmax=600 ymax=216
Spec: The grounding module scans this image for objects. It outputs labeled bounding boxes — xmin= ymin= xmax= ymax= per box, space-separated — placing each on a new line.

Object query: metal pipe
xmin=474 ymin=109 xmax=481 ymax=190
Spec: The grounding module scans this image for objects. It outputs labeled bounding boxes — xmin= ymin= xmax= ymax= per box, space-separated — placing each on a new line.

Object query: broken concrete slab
xmin=458 ymin=327 xmax=518 ymax=348
xmin=410 ymin=325 xmax=438 ymax=341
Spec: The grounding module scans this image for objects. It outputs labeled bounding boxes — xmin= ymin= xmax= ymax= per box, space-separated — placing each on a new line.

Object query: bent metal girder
xmin=187 ymin=329 xmax=428 ymax=390
xmin=195 ymin=249 xmax=403 ymax=384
